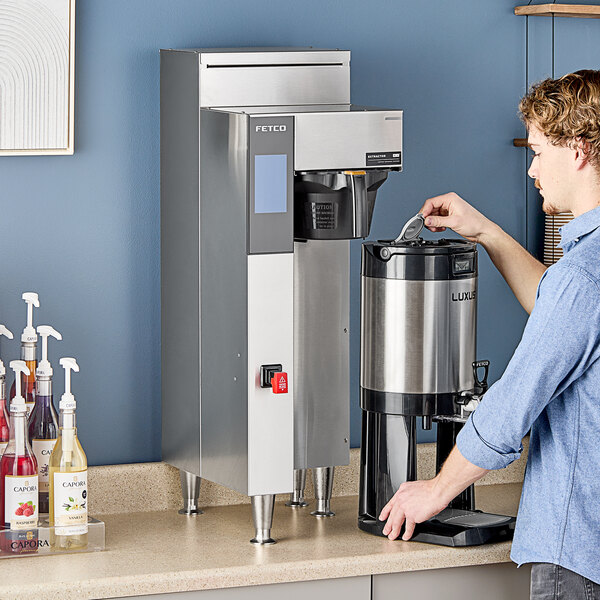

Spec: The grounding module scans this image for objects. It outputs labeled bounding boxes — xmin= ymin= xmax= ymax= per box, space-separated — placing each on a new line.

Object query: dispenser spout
xmin=344 ymin=170 xmax=369 ymax=238
xmin=21 ymin=292 xmax=40 ymax=343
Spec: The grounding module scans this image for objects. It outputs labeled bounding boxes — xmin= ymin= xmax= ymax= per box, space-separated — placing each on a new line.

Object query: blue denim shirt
xmin=457 ymin=206 xmax=600 ymax=584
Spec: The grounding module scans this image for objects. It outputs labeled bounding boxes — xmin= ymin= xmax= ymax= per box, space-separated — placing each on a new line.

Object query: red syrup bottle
xmin=1 ymin=361 xmax=38 ymax=555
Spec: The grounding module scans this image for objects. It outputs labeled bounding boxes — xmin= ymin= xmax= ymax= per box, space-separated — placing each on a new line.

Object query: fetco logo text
xmin=255 ymin=125 xmax=287 ymax=132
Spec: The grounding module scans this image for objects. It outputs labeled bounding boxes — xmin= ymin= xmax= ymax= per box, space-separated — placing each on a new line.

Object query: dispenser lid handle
xmin=394 ymin=213 xmax=424 ymax=243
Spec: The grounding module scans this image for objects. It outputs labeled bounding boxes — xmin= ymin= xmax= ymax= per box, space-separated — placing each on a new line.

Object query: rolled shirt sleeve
xmin=457 ymin=263 xmax=600 ymax=470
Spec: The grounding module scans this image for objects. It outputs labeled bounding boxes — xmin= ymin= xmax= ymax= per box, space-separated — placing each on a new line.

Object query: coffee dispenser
xmin=160 ymin=48 xmax=402 ymax=544
xmin=358 ymin=216 xmax=516 ymax=546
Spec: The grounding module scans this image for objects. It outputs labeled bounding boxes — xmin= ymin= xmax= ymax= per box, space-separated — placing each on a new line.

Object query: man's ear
xmin=574 ymin=137 xmax=591 ymax=170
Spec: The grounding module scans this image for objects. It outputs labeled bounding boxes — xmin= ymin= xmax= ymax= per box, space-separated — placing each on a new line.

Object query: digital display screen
xmin=453 ymin=255 xmax=474 ymax=274
xmin=254 ymin=154 xmax=287 ymax=214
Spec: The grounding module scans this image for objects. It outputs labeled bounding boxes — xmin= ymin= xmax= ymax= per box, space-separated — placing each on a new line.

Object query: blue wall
xmin=0 ymin=0 xmax=532 ymax=465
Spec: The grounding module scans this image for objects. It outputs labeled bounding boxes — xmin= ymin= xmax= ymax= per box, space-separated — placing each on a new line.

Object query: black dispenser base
xmin=359 ymin=509 xmax=516 ymax=547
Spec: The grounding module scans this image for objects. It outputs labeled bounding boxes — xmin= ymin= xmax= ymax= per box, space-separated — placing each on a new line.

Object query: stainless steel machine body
xmin=160 ymin=48 xmax=403 ymax=542
xmin=361 ymin=247 xmax=477 ymax=398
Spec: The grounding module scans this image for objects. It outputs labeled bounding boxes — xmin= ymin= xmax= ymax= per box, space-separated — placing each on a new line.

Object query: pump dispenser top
xmin=21 ymin=293 xmax=40 ymax=344
xmin=0 ymin=325 xmax=14 ymax=378
xmin=0 ymin=326 xmax=14 ymax=451
xmin=57 ymin=358 xmax=80 ymax=456
xmin=10 ymin=361 xmax=30 ymax=415
xmin=60 ymin=358 xmax=79 ymax=412
xmin=36 ymin=326 xmax=62 ymax=379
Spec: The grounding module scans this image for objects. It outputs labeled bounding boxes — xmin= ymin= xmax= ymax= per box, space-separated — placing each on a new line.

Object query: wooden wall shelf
xmin=515 ymin=4 xmax=600 ymax=18
xmin=513 ymin=138 xmax=529 ymax=147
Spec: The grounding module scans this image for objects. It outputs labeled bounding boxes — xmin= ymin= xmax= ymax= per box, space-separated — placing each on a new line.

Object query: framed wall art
xmin=0 ymin=0 xmax=75 ymax=155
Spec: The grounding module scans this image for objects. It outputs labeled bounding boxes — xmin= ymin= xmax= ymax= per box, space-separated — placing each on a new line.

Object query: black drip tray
xmin=359 ymin=508 xmax=516 ymax=547
xmin=431 ymin=508 xmax=515 ymax=528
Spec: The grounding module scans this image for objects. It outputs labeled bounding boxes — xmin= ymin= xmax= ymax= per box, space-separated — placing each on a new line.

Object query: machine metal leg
xmin=178 ymin=469 xmax=203 ymax=515
xmin=250 ymin=494 xmax=276 ymax=545
xmin=286 ymin=468 xmax=309 ymax=507
xmin=311 ymin=466 xmax=335 ymax=517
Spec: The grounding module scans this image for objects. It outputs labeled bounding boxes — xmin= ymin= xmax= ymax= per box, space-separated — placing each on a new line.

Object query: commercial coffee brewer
xmin=358 ymin=214 xmax=516 ymax=546
xmin=160 ymin=48 xmax=402 ymax=544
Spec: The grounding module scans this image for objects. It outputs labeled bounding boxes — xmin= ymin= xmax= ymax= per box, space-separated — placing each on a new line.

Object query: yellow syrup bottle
xmin=49 ymin=358 xmax=87 ymax=550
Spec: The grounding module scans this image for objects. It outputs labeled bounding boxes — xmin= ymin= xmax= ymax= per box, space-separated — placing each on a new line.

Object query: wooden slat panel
xmin=515 ymin=4 xmax=600 ymax=19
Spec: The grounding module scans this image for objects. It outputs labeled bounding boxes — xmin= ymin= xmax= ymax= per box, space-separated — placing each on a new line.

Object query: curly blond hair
xmin=519 ymin=70 xmax=600 ymax=169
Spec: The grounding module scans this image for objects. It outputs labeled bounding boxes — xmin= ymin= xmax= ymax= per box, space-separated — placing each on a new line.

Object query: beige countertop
xmin=0 ymin=483 xmax=522 ymax=600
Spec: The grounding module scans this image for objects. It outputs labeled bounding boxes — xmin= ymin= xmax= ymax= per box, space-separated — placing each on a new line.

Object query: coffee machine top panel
xmin=163 ymin=48 xmax=351 ymax=108
xmin=212 ymin=106 xmax=403 ymax=172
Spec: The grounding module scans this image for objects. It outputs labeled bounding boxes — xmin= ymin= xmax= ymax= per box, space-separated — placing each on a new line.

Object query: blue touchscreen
xmin=254 ymin=154 xmax=287 ymax=214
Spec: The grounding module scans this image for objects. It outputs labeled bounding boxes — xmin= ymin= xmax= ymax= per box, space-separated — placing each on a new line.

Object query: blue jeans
xmin=531 ymin=564 xmax=600 ymax=599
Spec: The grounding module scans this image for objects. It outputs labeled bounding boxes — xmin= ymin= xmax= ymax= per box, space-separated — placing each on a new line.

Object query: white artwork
xmin=0 ymin=0 xmax=75 ymax=155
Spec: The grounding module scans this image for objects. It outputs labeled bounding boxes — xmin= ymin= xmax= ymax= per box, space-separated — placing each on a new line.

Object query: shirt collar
xmin=558 ymin=206 xmax=600 ymax=249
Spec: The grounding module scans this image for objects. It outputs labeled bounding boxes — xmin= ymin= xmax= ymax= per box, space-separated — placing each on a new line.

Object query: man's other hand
xmin=378 ymin=479 xmax=448 ymax=541
xmin=420 ymin=192 xmax=496 ymax=244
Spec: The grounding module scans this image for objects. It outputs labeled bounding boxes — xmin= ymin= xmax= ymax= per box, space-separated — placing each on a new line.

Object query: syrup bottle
xmin=1 ymin=361 xmax=38 ymax=554
xmin=0 ymin=325 xmax=14 ymax=457
xmin=49 ymin=358 xmax=87 ymax=550
xmin=10 ymin=293 xmax=40 ymax=418
xmin=29 ymin=326 xmax=62 ymax=514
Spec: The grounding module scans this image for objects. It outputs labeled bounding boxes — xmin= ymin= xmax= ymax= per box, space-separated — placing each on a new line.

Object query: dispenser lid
xmin=394 ymin=213 xmax=424 ymax=243
xmin=362 ymin=238 xmax=477 ymax=281
xmin=379 ymin=237 xmax=476 ymax=255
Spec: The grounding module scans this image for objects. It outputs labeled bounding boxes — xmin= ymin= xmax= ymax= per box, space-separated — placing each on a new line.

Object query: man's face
xmin=527 ymin=126 xmax=576 ymax=215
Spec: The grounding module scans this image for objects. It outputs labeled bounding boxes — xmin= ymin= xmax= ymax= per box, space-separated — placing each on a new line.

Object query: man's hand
xmin=420 ymin=192 xmax=546 ymax=314
xmin=378 ymin=447 xmax=490 ymax=542
xmin=378 ymin=478 xmax=448 ymax=541
xmin=420 ymin=192 xmax=497 ymax=244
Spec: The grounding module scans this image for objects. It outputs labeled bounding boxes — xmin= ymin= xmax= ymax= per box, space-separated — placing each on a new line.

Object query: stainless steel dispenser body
xmin=161 ymin=48 xmax=403 ymax=499
xmin=359 ymin=239 xmax=479 ymax=535
xmin=359 ymin=239 xmax=516 ymax=546
xmin=361 ymin=269 xmax=477 ymax=398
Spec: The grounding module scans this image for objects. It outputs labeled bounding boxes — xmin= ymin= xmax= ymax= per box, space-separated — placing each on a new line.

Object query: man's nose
xmin=527 ymin=161 xmax=537 ymax=180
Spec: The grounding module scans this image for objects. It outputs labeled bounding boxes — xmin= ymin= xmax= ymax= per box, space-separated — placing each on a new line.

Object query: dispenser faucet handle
xmin=473 ymin=359 xmax=490 ymax=395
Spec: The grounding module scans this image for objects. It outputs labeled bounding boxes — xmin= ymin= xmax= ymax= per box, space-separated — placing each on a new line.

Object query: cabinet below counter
xmin=0 ymin=483 xmax=526 ymax=600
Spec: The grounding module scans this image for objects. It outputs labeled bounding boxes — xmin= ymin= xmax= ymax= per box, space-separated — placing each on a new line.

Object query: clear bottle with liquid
xmin=9 ymin=293 xmax=40 ymax=418
xmin=29 ymin=326 xmax=62 ymax=514
xmin=49 ymin=358 xmax=87 ymax=550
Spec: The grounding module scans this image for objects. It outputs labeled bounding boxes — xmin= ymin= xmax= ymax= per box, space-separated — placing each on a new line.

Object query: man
xmin=379 ymin=70 xmax=600 ymax=597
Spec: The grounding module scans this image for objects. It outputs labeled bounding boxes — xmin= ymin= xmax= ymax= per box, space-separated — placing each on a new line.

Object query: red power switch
xmin=271 ymin=372 xmax=288 ymax=394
